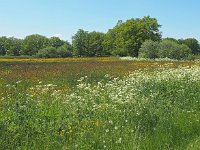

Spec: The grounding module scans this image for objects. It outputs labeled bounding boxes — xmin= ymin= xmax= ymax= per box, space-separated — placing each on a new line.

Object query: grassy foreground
xmin=0 ymin=58 xmax=200 ymax=149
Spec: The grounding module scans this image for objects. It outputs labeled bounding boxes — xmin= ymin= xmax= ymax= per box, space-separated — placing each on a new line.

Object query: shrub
xmin=138 ymin=40 xmax=159 ymax=59
xmin=158 ymin=40 xmax=192 ymax=60
xmin=139 ymin=40 xmax=192 ymax=60
xmin=36 ymin=47 xmax=57 ymax=58
xmin=57 ymin=44 xmax=72 ymax=57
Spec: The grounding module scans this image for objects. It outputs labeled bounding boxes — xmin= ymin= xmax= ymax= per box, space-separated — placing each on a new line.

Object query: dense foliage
xmin=0 ymin=16 xmax=199 ymax=58
xmin=139 ymin=40 xmax=192 ymax=59
xmin=103 ymin=16 xmax=161 ymax=57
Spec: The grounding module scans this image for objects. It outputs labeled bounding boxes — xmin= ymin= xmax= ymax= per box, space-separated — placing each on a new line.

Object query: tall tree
xmin=6 ymin=37 xmax=23 ymax=56
xmin=49 ymin=37 xmax=65 ymax=48
xmin=103 ymin=28 xmax=117 ymax=56
xmin=23 ymin=34 xmax=49 ymax=56
xmin=72 ymin=29 xmax=90 ymax=56
xmin=104 ymin=16 xmax=161 ymax=57
xmin=0 ymin=36 xmax=9 ymax=55
xmin=88 ymin=32 xmax=105 ymax=56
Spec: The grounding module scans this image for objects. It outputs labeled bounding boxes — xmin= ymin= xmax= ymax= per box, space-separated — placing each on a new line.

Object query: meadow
xmin=0 ymin=57 xmax=200 ymax=150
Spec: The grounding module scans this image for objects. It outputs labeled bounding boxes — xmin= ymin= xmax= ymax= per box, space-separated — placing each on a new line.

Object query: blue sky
xmin=0 ymin=0 xmax=199 ymax=42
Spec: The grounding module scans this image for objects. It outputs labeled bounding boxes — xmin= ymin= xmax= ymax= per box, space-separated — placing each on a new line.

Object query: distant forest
xmin=0 ymin=16 xmax=199 ymax=59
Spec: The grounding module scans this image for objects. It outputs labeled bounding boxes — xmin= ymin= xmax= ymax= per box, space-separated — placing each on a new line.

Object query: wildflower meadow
xmin=0 ymin=58 xmax=200 ymax=150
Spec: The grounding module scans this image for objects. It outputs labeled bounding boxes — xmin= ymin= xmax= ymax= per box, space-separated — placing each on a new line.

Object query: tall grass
xmin=0 ymin=65 xmax=200 ymax=149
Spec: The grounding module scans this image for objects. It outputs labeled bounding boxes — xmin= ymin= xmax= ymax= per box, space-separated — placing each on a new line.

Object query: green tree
xmin=6 ymin=37 xmax=23 ymax=56
xmin=179 ymin=44 xmax=193 ymax=58
xmin=36 ymin=47 xmax=57 ymax=58
xmin=104 ymin=16 xmax=161 ymax=57
xmin=0 ymin=36 xmax=9 ymax=55
xmin=163 ymin=38 xmax=179 ymax=43
xmin=88 ymin=31 xmax=105 ymax=56
xmin=138 ymin=40 xmax=159 ymax=59
xmin=23 ymin=34 xmax=49 ymax=56
xmin=139 ymin=39 xmax=192 ymax=60
xmin=49 ymin=37 xmax=65 ymax=48
xmin=181 ymin=38 xmax=199 ymax=54
xmin=57 ymin=43 xmax=72 ymax=57
xmin=103 ymin=28 xmax=117 ymax=56
xmin=72 ymin=29 xmax=90 ymax=56
xmin=158 ymin=40 xmax=192 ymax=59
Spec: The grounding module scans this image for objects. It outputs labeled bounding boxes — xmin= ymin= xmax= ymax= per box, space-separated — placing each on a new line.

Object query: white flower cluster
xmin=120 ymin=56 xmax=184 ymax=62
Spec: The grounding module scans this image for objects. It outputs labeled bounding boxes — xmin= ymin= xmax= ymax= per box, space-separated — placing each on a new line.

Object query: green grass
xmin=0 ymin=58 xmax=200 ymax=149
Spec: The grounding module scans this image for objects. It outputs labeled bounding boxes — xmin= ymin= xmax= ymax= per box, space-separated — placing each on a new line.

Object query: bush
xmin=57 ymin=44 xmax=72 ymax=57
xmin=187 ymin=54 xmax=196 ymax=61
xmin=36 ymin=45 xmax=73 ymax=58
xmin=36 ymin=47 xmax=57 ymax=58
xmin=158 ymin=40 xmax=192 ymax=59
xmin=179 ymin=44 xmax=193 ymax=59
xmin=139 ymin=40 xmax=192 ymax=60
xmin=138 ymin=40 xmax=159 ymax=59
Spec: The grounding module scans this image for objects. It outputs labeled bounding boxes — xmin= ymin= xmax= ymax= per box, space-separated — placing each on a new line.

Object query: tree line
xmin=0 ymin=16 xmax=199 ymax=59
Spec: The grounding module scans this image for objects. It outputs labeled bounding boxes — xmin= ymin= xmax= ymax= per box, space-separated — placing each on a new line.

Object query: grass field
xmin=0 ymin=57 xmax=200 ymax=150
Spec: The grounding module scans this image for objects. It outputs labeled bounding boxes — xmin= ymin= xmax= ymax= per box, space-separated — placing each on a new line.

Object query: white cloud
xmin=52 ymin=33 xmax=62 ymax=38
